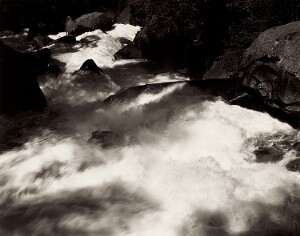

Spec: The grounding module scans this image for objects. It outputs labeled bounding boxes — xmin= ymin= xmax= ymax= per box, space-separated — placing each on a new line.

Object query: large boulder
xmin=203 ymin=50 xmax=244 ymax=80
xmin=240 ymin=21 xmax=300 ymax=119
xmin=114 ymin=43 xmax=142 ymax=60
xmin=75 ymin=12 xmax=113 ymax=32
xmin=33 ymin=35 xmax=54 ymax=49
xmin=0 ymin=41 xmax=48 ymax=114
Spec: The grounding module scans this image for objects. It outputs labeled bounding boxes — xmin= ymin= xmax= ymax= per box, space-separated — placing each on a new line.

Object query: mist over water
xmin=1 ymin=24 xmax=300 ymax=236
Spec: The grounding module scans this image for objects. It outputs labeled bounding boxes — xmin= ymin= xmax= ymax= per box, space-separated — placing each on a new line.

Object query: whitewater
xmin=0 ymin=24 xmax=299 ymax=236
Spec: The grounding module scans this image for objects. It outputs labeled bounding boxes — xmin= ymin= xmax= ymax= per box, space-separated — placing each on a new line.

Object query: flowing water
xmin=0 ymin=24 xmax=300 ymax=236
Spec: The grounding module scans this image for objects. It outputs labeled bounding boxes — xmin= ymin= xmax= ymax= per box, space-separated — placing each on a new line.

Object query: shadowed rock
xmin=286 ymin=159 xmax=300 ymax=172
xmin=33 ymin=35 xmax=54 ymax=49
xmin=114 ymin=43 xmax=142 ymax=60
xmin=240 ymin=21 xmax=300 ymax=120
xmin=75 ymin=12 xmax=113 ymax=32
xmin=55 ymin=35 xmax=77 ymax=44
xmin=0 ymin=41 xmax=48 ymax=115
xmin=79 ymin=59 xmax=104 ymax=73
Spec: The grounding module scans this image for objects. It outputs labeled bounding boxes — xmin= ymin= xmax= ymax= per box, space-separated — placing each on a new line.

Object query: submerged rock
xmin=240 ymin=21 xmax=300 ymax=120
xmin=253 ymin=147 xmax=284 ymax=163
xmin=286 ymin=159 xmax=300 ymax=172
xmin=203 ymin=50 xmax=243 ymax=80
xmin=88 ymin=131 xmax=124 ymax=148
xmin=0 ymin=41 xmax=48 ymax=114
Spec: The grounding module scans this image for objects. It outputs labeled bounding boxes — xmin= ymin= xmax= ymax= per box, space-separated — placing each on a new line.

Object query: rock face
xmin=55 ymin=35 xmax=77 ymax=44
xmin=203 ymin=50 xmax=243 ymax=80
xmin=80 ymin=59 xmax=104 ymax=73
xmin=0 ymin=41 xmax=48 ymax=114
xmin=75 ymin=12 xmax=113 ymax=32
xmin=33 ymin=35 xmax=54 ymax=49
xmin=114 ymin=43 xmax=142 ymax=60
xmin=240 ymin=21 xmax=300 ymax=119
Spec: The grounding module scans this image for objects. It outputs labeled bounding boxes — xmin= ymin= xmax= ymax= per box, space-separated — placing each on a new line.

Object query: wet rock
xmin=88 ymin=131 xmax=123 ymax=148
xmin=117 ymin=37 xmax=132 ymax=46
xmin=292 ymin=142 xmax=300 ymax=152
xmin=55 ymin=35 xmax=76 ymax=44
xmin=73 ymin=25 xmax=94 ymax=36
xmin=253 ymin=147 xmax=284 ymax=163
xmin=114 ymin=43 xmax=142 ymax=60
xmin=79 ymin=59 xmax=104 ymax=73
xmin=203 ymin=50 xmax=243 ymax=80
xmin=286 ymin=159 xmax=300 ymax=172
xmin=75 ymin=12 xmax=113 ymax=32
xmin=116 ymin=6 xmax=133 ymax=24
xmin=65 ymin=16 xmax=76 ymax=35
xmin=34 ymin=162 xmax=64 ymax=180
xmin=33 ymin=35 xmax=54 ymax=49
xmin=240 ymin=21 xmax=300 ymax=119
xmin=0 ymin=41 xmax=48 ymax=114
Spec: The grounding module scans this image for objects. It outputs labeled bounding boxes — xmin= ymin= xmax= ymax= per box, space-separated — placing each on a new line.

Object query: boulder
xmin=65 ymin=16 xmax=76 ymax=35
xmin=75 ymin=12 xmax=113 ymax=32
xmin=253 ymin=147 xmax=284 ymax=163
xmin=73 ymin=25 xmax=94 ymax=36
xmin=80 ymin=59 xmax=104 ymax=73
xmin=203 ymin=50 xmax=243 ymax=80
xmin=286 ymin=158 xmax=300 ymax=172
xmin=88 ymin=131 xmax=123 ymax=148
xmin=114 ymin=43 xmax=142 ymax=60
xmin=240 ymin=21 xmax=300 ymax=119
xmin=55 ymin=35 xmax=77 ymax=44
xmin=116 ymin=6 xmax=132 ymax=24
xmin=33 ymin=35 xmax=54 ymax=49
xmin=0 ymin=41 xmax=48 ymax=114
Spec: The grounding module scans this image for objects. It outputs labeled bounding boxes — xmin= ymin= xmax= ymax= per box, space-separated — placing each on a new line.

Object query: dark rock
xmin=114 ymin=43 xmax=142 ymax=60
xmin=0 ymin=30 xmax=15 ymax=37
xmin=55 ymin=35 xmax=77 ymax=44
xmin=203 ymin=50 xmax=244 ymax=80
xmin=79 ymin=59 xmax=104 ymax=73
xmin=286 ymin=159 xmax=300 ymax=172
xmin=0 ymin=41 xmax=48 ymax=115
xmin=65 ymin=16 xmax=76 ymax=35
xmin=253 ymin=147 xmax=284 ymax=163
xmin=240 ymin=21 xmax=300 ymax=120
xmin=292 ymin=142 xmax=300 ymax=152
xmin=75 ymin=12 xmax=113 ymax=32
xmin=27 ymin=23 xmax=48 ymax=41
xmin=73 ymin=25 xmax=94 ymax=36
xmin=117 ymin=37 xmax=132 ymax=46
xmin=47 ymin=64 xmax=61 ymax=77
xmin=116 ymin=6 xmax=132 ymax=24
xmin=33 ymin=35 xmax=54 ymax=49
xmin=88 ymin=131 xmax=123 ymax=148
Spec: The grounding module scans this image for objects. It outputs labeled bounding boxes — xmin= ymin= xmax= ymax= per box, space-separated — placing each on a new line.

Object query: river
xmin=0 ymin=24 xmax=299 ymax=236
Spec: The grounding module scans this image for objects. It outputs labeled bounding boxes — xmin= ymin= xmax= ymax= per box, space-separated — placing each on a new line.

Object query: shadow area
xmin=0 ymin=183 xmax=157 ymax=236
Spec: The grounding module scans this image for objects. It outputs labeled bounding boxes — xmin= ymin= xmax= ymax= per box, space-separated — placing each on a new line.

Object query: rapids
xmin=0 ymin=24 xmax=300 ymax=236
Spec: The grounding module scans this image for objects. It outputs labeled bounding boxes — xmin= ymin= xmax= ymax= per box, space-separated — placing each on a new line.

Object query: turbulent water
xmin=0 ymin=24 xmax=300 ymax=236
